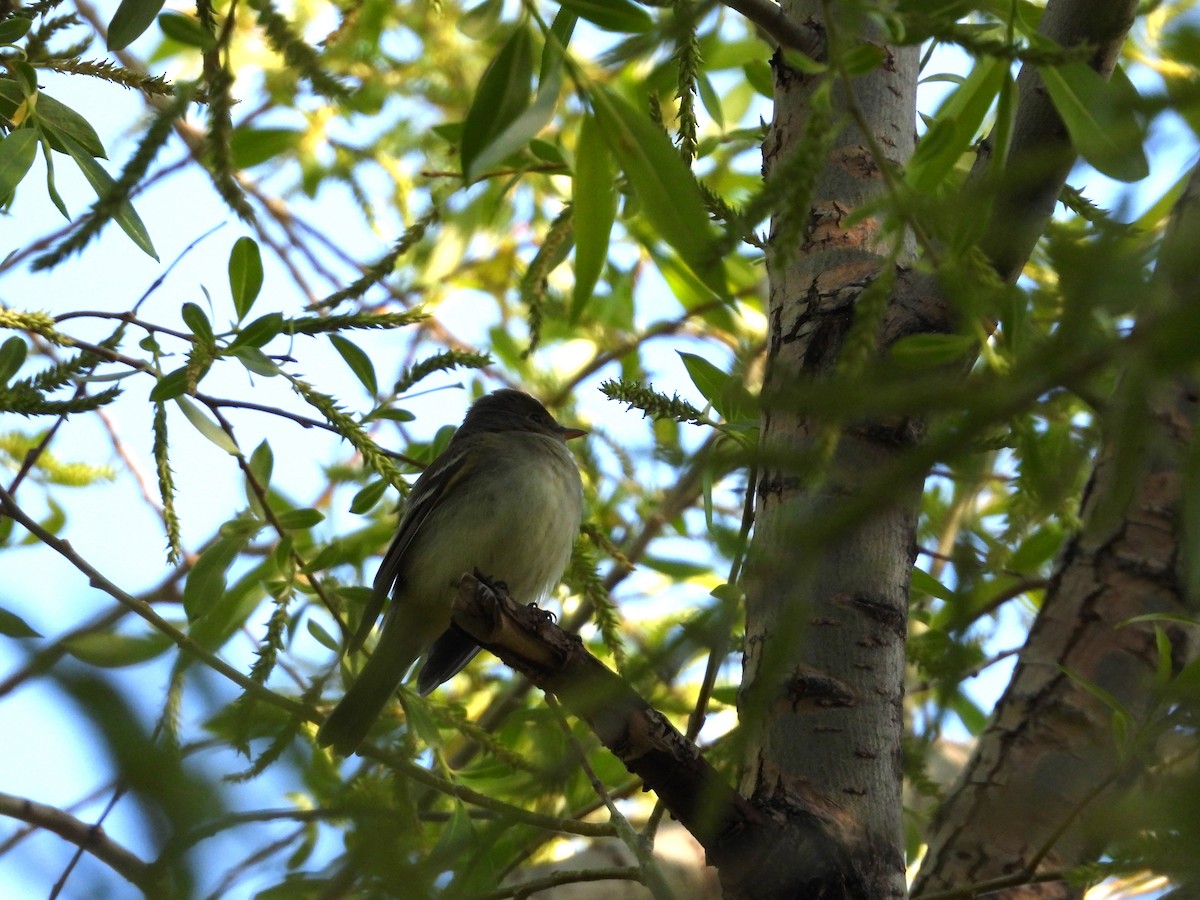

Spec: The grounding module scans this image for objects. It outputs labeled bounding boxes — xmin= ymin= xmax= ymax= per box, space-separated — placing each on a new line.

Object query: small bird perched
xmin=316 ymin=389 xmax=585 ymax=755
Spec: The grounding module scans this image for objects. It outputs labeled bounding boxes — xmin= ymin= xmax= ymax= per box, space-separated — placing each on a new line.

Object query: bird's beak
xmin=558 ymin=425 xmax=587 ymax=441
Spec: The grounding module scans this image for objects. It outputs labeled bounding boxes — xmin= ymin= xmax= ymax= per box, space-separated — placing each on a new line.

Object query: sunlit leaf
xmin=592 ymin=87 xmax=726 ymax=298
xmin=58 ymin=134 xmax=157 ymax=259
xmin=27 ymin=92 xmax=107 ymax=159
xmin=461 ymin=25 xmax=534 ymax=180
xmin=0 ymin=128 xmax=38 ymax=200
xmin=907 ymin=56 xmax=1005 ymax=192
xmin=1041 ymin=61 xmax=1148 ymax=182
xmin=330 ymin=334 xmax=378 ymax=397
xmin=229 ymin=312 xmax=284 ymax=350
xmin=277 ymin=508 xmax=325 ymax=530
xmin=176 ymin=396 xmax=240 ymax=455
xmin=571 ymin=113 xmax=616 ymax=319
xmin=229 ymin=237 xmax=264 ymax=321
xmin=230 ymin=127 xmax=303 ymax=169
xmin=555 ymin=0 xmax=652 ymax=33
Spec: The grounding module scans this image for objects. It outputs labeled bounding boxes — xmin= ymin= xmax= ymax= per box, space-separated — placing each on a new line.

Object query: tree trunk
xmin=913 ymin=165 xmax=1200 ymax=900
xmin=741 ymin=6 xmax=920 ymax=896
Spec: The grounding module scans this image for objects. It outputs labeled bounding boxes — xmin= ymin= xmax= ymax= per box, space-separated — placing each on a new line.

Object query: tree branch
xmin=721 ymin=0 xmax=824 ymax=56
xmin=969 ymin=0 xmax=1140 ymax=282
xmin=449 ymin=574 xmax=861 ymax=898
xmin=0 ymin=791 xmax=168 ymax=895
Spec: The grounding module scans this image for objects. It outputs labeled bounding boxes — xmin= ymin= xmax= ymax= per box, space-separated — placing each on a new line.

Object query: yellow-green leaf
xmin=592 ymin=87 xmax=726 ymax=298
xmin=571 ymin=113 xmax=616 ymax=319
xmin=1041 ymin=61 xmax=1148 ymax=183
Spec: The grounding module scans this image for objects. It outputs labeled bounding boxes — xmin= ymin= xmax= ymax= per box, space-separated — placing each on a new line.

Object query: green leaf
xmin=181 ymin=302 xmax=214 ymax=343
xmin=276 ymin=508 xmax=325 ymax=530
xmin=231 ymin=346 xmax=281 ymax=377
xmin=1057 ymin=664 xmax=1131 ymax=719
xmin=149 ymin=366 xmax=189 ymax=402
xmin=744 ymin=60 xmax=774 ymax=98
xmin=248 ymin=440 xmax=274 ymax=489
xmin=183 ymin=536 xmax=246 ymax=621
xmin=0 ymin=128 xmax=38 ymax=200
xmin=158 ymin=11 xmax=214 ymax=49
xmin=57 ymin=134 xmax=157 ymax=259
xmin=350 ymin=478 xmax=389 ymax=514
xmin=40 ymin=139 xmax=69 ymax=219
xmin=63 ymin=629 xmax=172 ymax=667
xmin=306 ymin=617 xmax=340 ymax=652
xmin=0 ymin=17 xmax=32 ymax=44
xmin=187 ymin=559 xmax=270 ymax=651
xmin=0 ymin=336 xmax=27 ymax=384
xmin=459 ymin=0 xmax=504 ymax=40
xmin=461 ymin=25 xmax=534 ymax=180
xmin=1040 ymin=61 xmax=1148 ymax=182
xmin=1009 ymin=525 xmax=1062 ymax=572
xmin=679 ymin=352 xmax=730 ymax=416
xmin=910 ymin=567 xmax=956 ymax=603
xmin=108 ymin=0 xmax=167 ymax=50
xmin=643 ymin=555 xmax=711 ymax=579
xmin=465 ymin=69 xmax=562 ymax=182
xmin=230 ymin=127 xmax=303 ymax=169
xmin=329 ymin=334 xmax=378 ymax=396
xmin=10 ymin=61 xmax=37 ymax=97
xmin=220 ymin=516 xmax=265 ymax=540
xmin=368 ymin=407 xmax=416 ymax=423
xmin=841 ymin=44 xmax=887 ymax=76
xmin=20 ymin=498 xmax=64 ymax=544
xmin=592 ymin=87 xmax=726 ymax=298
xmin=539 ymin=9 xmax=577 ymax=85
xmin=571 ymin=113 xmax=616 ymax=319
xmin=229 ymin=312 xmax=284 ymax=350
xmin=782 ymin=49 xmax=827 ymax=75
xmin=0 ymin=606 xmax=40 ymax=638
xmin=176 ymin=396 xmax=240 ymax=455
xmin=907 ymin=56 xmax=1005 ymax=192
xmin=889 ymin=333 xmax=977 ymax=368
xmin=228 ymin=237 xmax=264 ymax=321
xmin=949 ymin=690 xmax=988 ymax=735
xmin=29 ymin=93 xmax=107 ymax=159
xmin=556 ymin=0 xmax=652 ymax=33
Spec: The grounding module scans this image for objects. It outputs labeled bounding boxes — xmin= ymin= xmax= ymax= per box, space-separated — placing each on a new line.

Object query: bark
xmin=742 ymin=5 xmax=920 ymax=897
xmin=913 ymin=165 xmax=1200 ymax=900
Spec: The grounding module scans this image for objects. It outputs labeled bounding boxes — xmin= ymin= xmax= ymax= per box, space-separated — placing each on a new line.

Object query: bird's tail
xmin=316 ymin=628 xmax=422 ymax=755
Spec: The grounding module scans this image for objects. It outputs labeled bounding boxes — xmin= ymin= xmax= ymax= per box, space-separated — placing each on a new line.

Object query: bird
xmin=316 ymin=389 xmax=585 ymax=755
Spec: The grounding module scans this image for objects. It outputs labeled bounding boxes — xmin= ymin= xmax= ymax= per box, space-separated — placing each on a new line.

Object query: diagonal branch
xmin=720 ymin=0 xmax=824 ymax=56
xmin=969 ymin=0 xmax=1141 ymax=283
xmin=449 ymin=573 xmax=861 ymax=898
xmin=0 ymin=791 xmax=167 ymax=895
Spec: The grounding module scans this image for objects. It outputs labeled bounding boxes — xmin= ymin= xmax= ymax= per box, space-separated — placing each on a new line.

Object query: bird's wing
xmin=347 ymin=442 xmax=479 ymax=651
